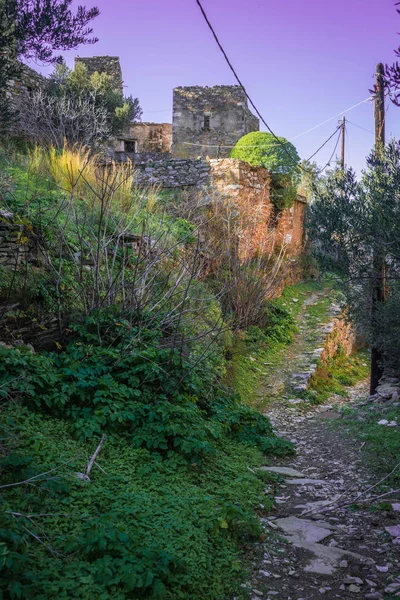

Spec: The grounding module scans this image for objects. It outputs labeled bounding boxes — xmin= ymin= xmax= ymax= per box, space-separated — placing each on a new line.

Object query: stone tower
xmin=74 ymin=56 xmax=123 ymax=95
xmin=172 ymin=85 xmax=259 ymax=159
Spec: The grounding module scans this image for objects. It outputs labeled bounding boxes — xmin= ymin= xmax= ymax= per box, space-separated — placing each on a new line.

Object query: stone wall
xmin=208 ymin=158 xmax=307 ymax=260
xmin=133 ymin=158 xmax=211 ymax=188
xmin=7 ymin=63 xmax=46 ymax=101
xmin=172 ymin=85 xmax=259 ymax=159
xmin=75 ymin=56 xmax=123 ymax=94
xmin=133 ymin=156 xmax=306 ymax=258
xmin=6 ymin=63 xmax=47 ymax=134
xmin=319 ymin=313 xmax=357 ymax=365
xmin=291 ymin=304 xmax=357 ymax=395
xmin=0 ymin=212 xmax=60 ymax=349
xmin=0 ymin=211 xmax=39 ymax=268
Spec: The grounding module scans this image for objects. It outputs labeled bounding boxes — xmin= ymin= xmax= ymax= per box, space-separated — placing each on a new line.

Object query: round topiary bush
xmin=230 ymin=132 xmax=300 ymax=209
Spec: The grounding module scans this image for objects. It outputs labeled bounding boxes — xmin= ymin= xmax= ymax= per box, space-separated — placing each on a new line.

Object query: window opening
xmin=124 ymin=140 xmax=137 ymax=153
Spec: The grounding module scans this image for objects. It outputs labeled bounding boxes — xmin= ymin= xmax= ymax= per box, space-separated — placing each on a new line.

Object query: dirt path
xmin=245 ymin=292 xmax=400 ymax=600
xmin=254 ymin=288 xmax=339 ymax=408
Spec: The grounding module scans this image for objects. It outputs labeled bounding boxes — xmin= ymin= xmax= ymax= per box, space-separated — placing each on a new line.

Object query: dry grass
xmin=28 ymin=145 xmax=141 ymax=213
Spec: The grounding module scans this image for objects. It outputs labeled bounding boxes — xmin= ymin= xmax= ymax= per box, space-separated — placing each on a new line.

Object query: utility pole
xmin=375 ymin=63 xmax=385 ymax=146
xmin=340 ymin=116 xmax=345 ymax=169
xmin=370 ymin=62 xmax=386 ymax=394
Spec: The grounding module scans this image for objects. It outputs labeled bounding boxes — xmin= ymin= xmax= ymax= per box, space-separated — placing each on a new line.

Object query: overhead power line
xmin=290 ymin=97 xmax=373 ymax=142
xmin=346 ymin=120 xmax=374 ymax=135
xmin=318 ymin=128 xmax=342 ymax=172
xmin=182 ymin=125 xmax=343 ymax=166
xmin=194 ymin=0 xmax=315 ymax=174
xmin=144 ymin=96 xmax=374 ymax=148
xmin=305 ymin=125 xmax=342 ymax=162
xmin=183 ymin=126 xmax=340 ymax=151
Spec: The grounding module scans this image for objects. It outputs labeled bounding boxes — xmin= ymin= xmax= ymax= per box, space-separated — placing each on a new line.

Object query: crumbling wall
xmin=0 ymin=212 xmax=38 ymax=268
xmin=74 ymin=56 xmax=123 ymax=94
xmin=126 ymin=123 xmax=172 ymax=153
xmin=319 ymin=315 xmax=357 ymax=364
xmin=0 ymin=212 xmax=60 ymax=349
xmin=6 ymin=63 xmax=47 ymax=135
xmin=133 ymin=156 xmax=306 ymax=260
xmin=208 ymin=158 xmax=306 ymax=260
xmin=172 ymin=86 xmax=259 ymax=159
xmin=134 ymin=158 xmax=211 ymax=188
xmin=110 ymin=122 xmax=173 ymax=161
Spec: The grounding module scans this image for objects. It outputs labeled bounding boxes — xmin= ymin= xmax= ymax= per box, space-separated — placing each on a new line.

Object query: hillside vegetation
xmin=0 ymin=144 xmax=296 ymax=599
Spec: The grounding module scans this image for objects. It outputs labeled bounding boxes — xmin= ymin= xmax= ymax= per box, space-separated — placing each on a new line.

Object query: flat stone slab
xmin=260 ymin=466 xmax=306 ymax=478
xmin=285 ymin=478 xmax=327 ymax=485
xmin=275 ymin=516 xmax=332 ymax=543
xmin=290 ymin=539 xmax=374 ymax=575
xmin=295 ymin=497 xmax=341 ymax=511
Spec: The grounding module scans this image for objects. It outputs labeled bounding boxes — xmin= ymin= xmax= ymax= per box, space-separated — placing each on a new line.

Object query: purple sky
xmin=34 ymin=0 xmax=400 ymax=175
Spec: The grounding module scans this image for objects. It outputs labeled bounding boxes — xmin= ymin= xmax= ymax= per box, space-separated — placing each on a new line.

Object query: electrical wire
xmin=302 ymin=125 xmax=341 ymax=162
xmin=194 ymin=0 xmax=371 ymax=175
xmin=182 ymin=124 xmax=340 ymax=150
xmin=145 ymin=95 xmax=374 ymax=148
xmin=346 ymin=120 xmax=374 ymax=135
xmin=194 ymin=0 xmax=314 ymax=174
xmin=181 ymin=124 xmax=342 ymax=166
xmin=289 ymin=97 xmax=372 ymax=142
xmin=317 ymin=127 xmax=342 ymax=172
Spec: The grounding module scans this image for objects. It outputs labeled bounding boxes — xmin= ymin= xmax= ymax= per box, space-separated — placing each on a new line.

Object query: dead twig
xmin=302 ymin=461 xmax=400 ymax=516
xmin=76 ymin=434 xmax=106 ymax=482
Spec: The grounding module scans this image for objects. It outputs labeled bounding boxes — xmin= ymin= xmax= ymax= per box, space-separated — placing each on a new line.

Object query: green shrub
xmin=230 ymin=132 xmax=300 ymax=209
xmin=0 ymin=325 xmax=292 ymax=599
xmin=0 ymin=312 xmax=291 ymax=461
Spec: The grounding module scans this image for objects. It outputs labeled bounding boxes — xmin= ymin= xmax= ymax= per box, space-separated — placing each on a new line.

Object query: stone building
xmin=111 ymin=122 xmax=172 ymax=159
xmin=172 ymin=85 xmax=259 ymax=159
xmin=74 ymin=56 xmax=123 ymax=95
xmin=6 ymin=63 xmax=46 ymax=133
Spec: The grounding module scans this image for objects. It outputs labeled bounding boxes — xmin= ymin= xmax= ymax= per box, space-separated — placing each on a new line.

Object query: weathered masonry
xmin=134 ymin=156 xmax=306 ymax=260
xmin=111 ymin=122 xmax=172 ymax=160
xmin=6 ymin=63 xmax=47 ymax=134
xmin=172 ymin=86 xmax=259 ymax=159
xmin=74 ymin=56 xmax=123 ymax=95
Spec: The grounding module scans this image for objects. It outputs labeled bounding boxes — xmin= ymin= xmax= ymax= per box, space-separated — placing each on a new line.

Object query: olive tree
xmin=308 ymin=140 xmax=400 ymax=390
xmin=0 ymin=0 xmax=99 ymax=131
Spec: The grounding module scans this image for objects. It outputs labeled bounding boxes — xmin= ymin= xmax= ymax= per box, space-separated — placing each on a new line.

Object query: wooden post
xmin=374 ymin=63 xmax=385 ymax=146
xmin=370 ymin=63 xmax=386 ymax=395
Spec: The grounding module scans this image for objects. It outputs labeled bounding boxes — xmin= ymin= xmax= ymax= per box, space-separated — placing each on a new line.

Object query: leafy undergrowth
xmin=0 ymin=317 xmax=293 ymax=599
xmin=227 ymin=279 xmax=334 ymax=410
xmin=306 ymin=349 xmax=370 ymax=404
xmin=0 ymin=145 xmax=297 ymax=598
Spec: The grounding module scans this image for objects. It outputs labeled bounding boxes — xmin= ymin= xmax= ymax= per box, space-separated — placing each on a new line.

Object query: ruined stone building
xmin=75 ymin=56 xmax=123 ymax=95
xmin=111 ymin=122 xmax=172 ymax=157
xmin=109 ymin=82 xmax=259 ymax=160
xmin=5 ymin=56 xmax=260 ymax=162
xmin=110 ymin=85 xmax=260 ymax=160
xmin=5 ymin=63 xmax=46 ymax=133
xmin=171 ymin=86 xmax=259 ymax=159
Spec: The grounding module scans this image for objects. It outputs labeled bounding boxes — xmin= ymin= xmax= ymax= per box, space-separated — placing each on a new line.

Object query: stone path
xmin=247 ymin=384 xmax=400 ymax=600
xmin=242 ymin=286 xmax=400 ymax=600
xmin=255 ymin=288 xmax=337 ymax=407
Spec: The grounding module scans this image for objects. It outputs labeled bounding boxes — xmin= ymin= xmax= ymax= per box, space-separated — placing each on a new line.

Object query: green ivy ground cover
xmin=0 ymin=320 xmax=292 ymax=599
xmin=1 ymin=406 xmax=271 ymax=599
